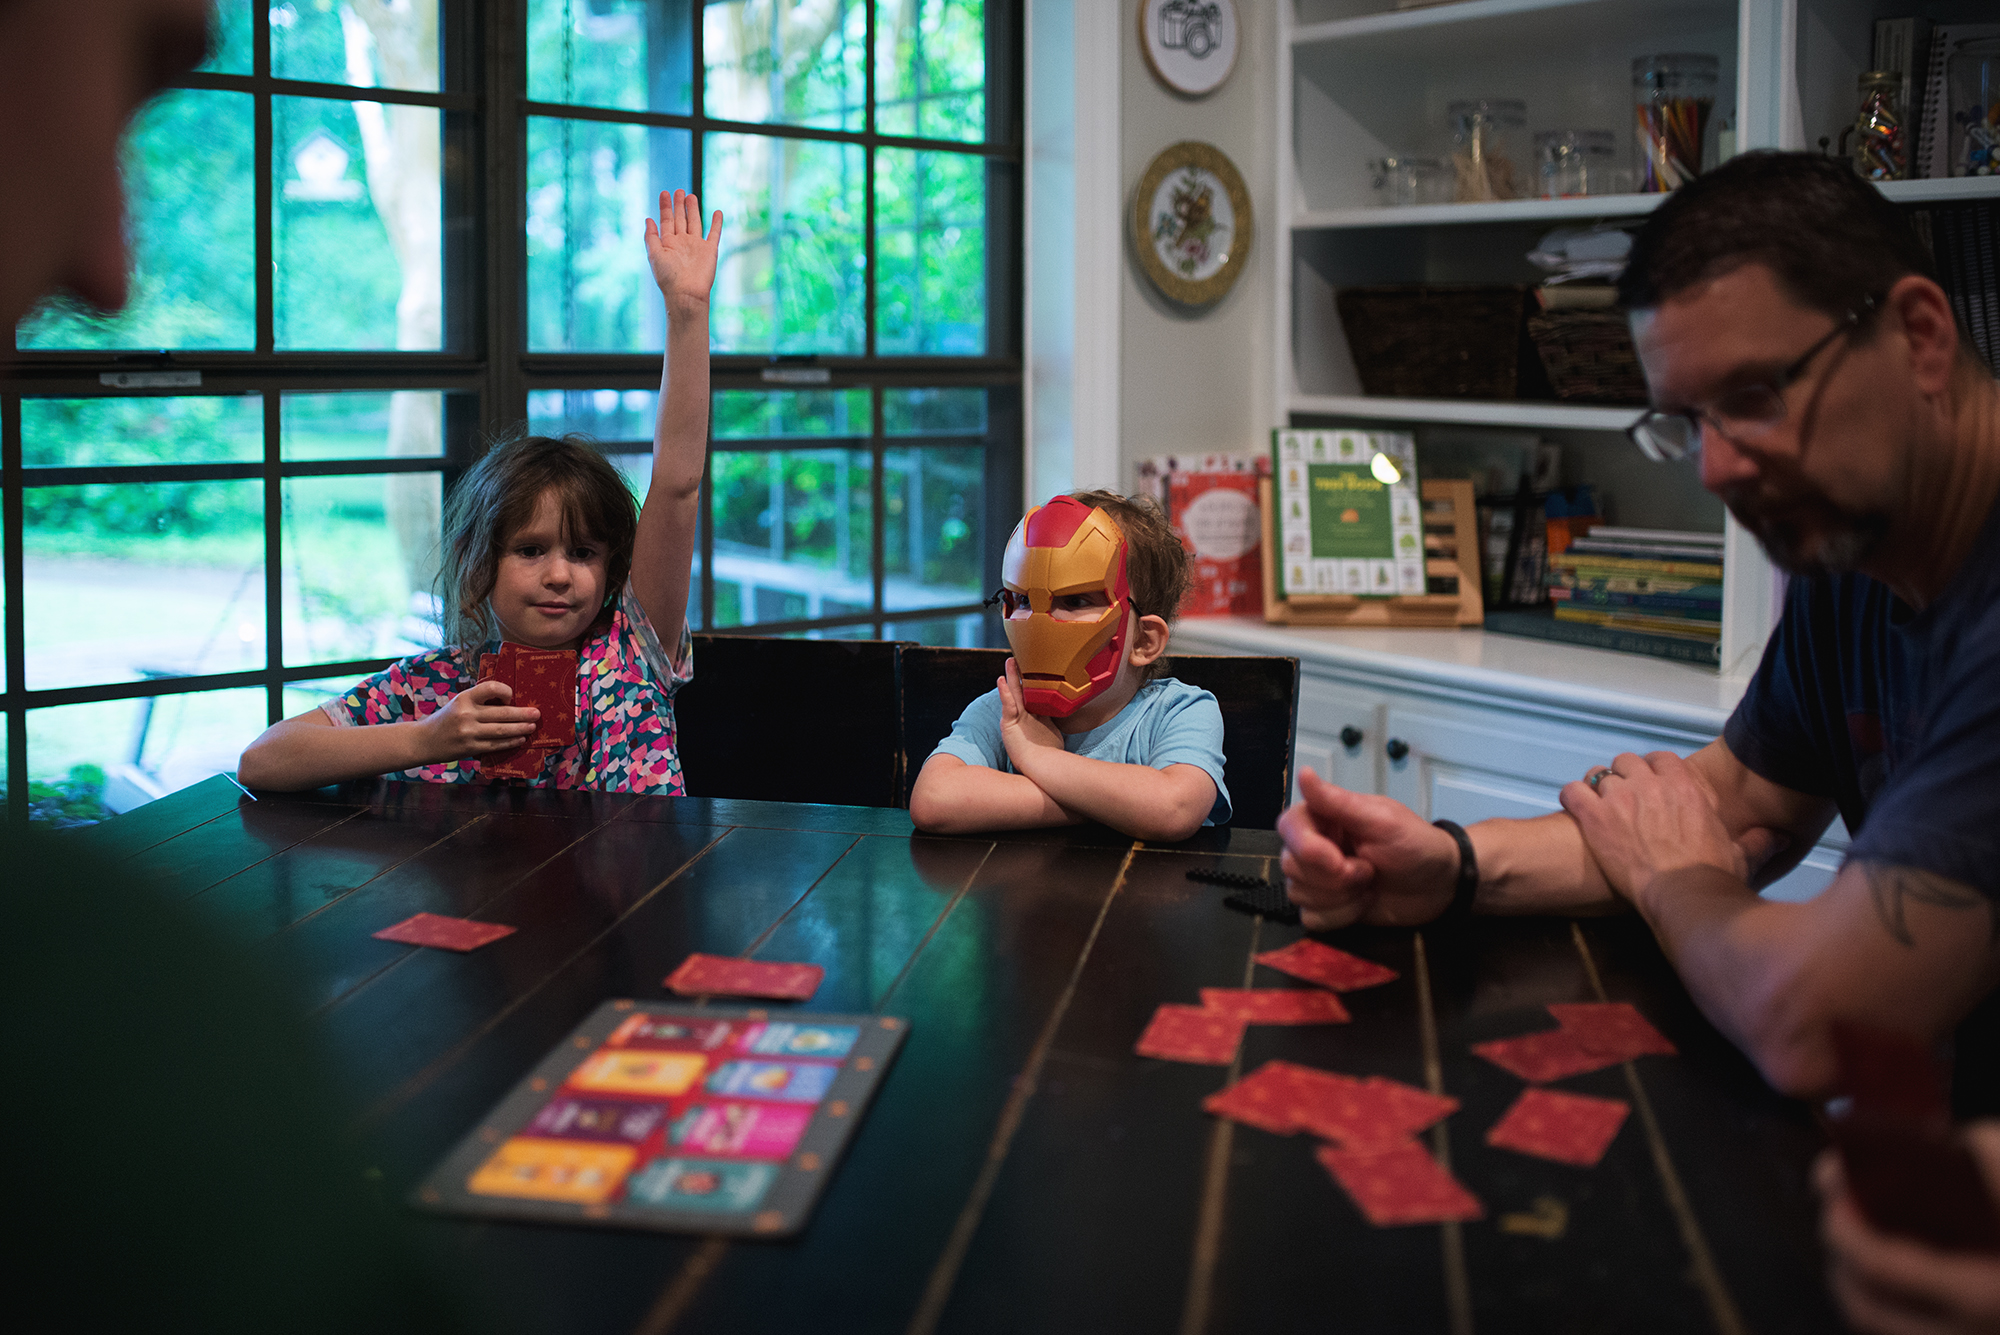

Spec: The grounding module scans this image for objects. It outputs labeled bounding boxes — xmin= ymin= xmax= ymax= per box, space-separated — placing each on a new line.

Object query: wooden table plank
xmin=259 ymin=812 xmax=615 ymax=1011
xmin=185 ymin=801 xmax=493 ymax=945
xmin=122 ymin=796 xmax=369 ymax=900
xmin=669 ymin=840 xmax=1142 ymax=1335
xmin=68 ymin=773 xmax=246 ymax=862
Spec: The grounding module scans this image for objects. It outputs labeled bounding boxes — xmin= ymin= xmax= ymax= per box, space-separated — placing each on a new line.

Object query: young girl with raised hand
xmin=237 ymin=190 xmax=721 ymax=794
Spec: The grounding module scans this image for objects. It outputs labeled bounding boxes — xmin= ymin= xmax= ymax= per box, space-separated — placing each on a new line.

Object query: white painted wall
xmin=1117 ymin=0 xmax=1275 ymax=492
xmin=1026 ymin=0 xmax=1124 ymax=502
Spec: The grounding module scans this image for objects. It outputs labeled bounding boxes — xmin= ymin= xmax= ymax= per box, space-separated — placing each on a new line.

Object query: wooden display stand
xmin=1259 ymin=476 xmax=1484 ymax=628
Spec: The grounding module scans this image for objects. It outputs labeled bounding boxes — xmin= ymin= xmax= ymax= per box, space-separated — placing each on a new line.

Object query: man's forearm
xmin=1470 ymin=812 xmax=1622 ymax=914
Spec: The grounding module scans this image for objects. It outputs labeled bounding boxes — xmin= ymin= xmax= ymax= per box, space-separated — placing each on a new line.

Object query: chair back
xmin=674 ymin=635 xmax=904 ymax=807
xmin=895 ymin=645 xmax=1300 ymax=829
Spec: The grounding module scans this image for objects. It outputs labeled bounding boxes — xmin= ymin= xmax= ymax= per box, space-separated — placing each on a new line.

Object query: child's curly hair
xmin=435 ymin=433 xmax=638 ymax=649
xmin=1068 ymin=489 xmax=1194 ymax=681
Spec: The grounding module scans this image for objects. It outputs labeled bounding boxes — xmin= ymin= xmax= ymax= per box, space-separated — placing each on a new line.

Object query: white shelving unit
xmin=1274 ymin=0 xmax=2000 ymax=677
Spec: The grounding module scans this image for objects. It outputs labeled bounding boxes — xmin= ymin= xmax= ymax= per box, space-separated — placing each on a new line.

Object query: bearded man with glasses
xmin=1280 ymin=151 xmax=1999 ymax=1103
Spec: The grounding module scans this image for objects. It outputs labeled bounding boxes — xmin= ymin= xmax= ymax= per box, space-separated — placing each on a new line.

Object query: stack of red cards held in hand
xmin=477 ymin=642 xmax=579 ymax=779
xmin=664 ymin=952 xmax=824 ymax=1002
xmin=1132 ymin=940 xmax=1398 ymax=1067
xmin=1204 ymin=1060 xmax=1481 ymax=1226
xmin=1472 ymin=1001 xmax=1676 ymax=1084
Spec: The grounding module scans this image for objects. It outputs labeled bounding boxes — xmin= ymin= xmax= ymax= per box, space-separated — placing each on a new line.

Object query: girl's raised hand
xmin=418 ymin=679 xmax=540 ymax=763
xmin=644 ymin=188 xmax=722 ymax=310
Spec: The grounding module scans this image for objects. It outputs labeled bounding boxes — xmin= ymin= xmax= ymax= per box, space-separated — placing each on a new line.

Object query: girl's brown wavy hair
xmin=435 ymin=433 xmax=638 ymax=650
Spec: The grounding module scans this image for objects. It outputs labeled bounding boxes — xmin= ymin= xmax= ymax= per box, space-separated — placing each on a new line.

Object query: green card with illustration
xmin=1272 ymin=429 xmax=1425 ymax=598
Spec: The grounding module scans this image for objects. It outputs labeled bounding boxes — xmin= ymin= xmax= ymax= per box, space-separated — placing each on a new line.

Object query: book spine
xmin=1487 ymin=613 xmax=1722 ymax=666
xmin=1551 ymin=555 xmax=1725 ymax=579
xmin=1553 ymin=606 xmax=1721 ymax=638
xmin=1547 ymin=587 xmax=1723 ymax=619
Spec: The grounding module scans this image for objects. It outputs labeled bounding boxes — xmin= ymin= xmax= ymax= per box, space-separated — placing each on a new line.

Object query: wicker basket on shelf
xmin=1335 ymin=285 xmax=1538 ymax=400
xmin=1526 ymin=309 xmax=1649 ymax=405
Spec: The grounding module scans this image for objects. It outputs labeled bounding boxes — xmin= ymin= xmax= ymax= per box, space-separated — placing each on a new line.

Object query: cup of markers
xmin=1633 ymin=53 xmax=1717 ymax=193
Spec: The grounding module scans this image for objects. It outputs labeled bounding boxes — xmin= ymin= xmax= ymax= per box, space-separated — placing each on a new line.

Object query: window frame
xmin=0 ymin=0 xmax=1023 ymax=823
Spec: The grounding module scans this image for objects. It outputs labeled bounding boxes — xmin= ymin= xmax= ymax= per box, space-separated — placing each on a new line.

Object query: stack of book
xmin=1543 ymin=526 xmax=1723 ymax=664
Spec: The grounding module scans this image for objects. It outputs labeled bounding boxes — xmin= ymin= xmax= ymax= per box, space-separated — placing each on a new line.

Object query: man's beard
xmin=1722 ymin=482 xmax=1890 ymax=577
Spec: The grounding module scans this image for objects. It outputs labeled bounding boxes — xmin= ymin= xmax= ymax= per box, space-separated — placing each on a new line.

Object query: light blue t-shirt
xmin=929 ymin=677 xmax=1232 ymax=825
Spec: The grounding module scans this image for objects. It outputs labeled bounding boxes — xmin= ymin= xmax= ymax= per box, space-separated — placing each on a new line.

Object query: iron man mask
xmin=998 ymin=496 xmax=1130 ymax=717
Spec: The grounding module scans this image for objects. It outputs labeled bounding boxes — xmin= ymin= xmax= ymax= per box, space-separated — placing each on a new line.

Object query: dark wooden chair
xmin=896 ymin=645 xmax=1300 ymax=830
xmin=674 ymin=635 xmax=905 ymax=808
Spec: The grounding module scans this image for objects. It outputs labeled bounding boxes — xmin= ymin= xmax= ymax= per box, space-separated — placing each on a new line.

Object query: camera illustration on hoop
xmin=1140 ymin=0 xmax=1239 ymax=98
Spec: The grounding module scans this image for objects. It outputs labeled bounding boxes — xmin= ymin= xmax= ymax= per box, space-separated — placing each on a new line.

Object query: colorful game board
xmin=414 ymin=1001 xmax=907 ymax=1236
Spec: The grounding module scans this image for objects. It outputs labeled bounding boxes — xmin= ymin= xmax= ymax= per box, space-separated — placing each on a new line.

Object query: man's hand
xmin=1817 ymin=1124 xmax=2000 ymax=1334
xmin=1560 ymin=751 xmax=1746 ymax=904
xmin=644 ymin=188 xmax=721 ymax=316
xmin=416 ymin=680 xmax=539 ymax=763
xmin=1277 ymin=769 xmax=1459 ymax=930
xmin=996 ymin=658 xmax=1065 ymax=772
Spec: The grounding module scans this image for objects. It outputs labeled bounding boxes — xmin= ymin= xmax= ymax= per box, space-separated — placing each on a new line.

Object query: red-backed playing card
xmin=1254 ymin=939 xmax=1399 ymax=992
xmin=1485 ymin=1088 xmax=1630 ymax=1167
xmin=1317 ymin=1140 xmax=1484 ymax=1226
xmin=372 ymin=912 xmax=517 ymax=952
xmin=1199 ymin=988 xmax=1351 ymax=1025
xmin=1471 ymin=1029 xmax=1620 ymax=1083
xmin=1293 ymin=1074 xmax=1459 ymax=1148
xmin=664 ymin=953 xmax=824 ymax=1001
xmin=1203 ymin=1061 xmax=1312 ymax=1134
xmin=510 ymin=647 xmax=578 ymax=748
xmin=1135 ymin=1004 xmax=1247 ymax=1065
xmin=1548 ymin=1002 xmax=1677 ymax=1060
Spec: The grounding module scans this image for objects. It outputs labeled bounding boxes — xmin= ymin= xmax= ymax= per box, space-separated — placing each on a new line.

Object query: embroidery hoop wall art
xmin=1133 ymin=141 xmax=1253 ymax=307
xmin=1139 ymin=0 xmax=1239 ymax=98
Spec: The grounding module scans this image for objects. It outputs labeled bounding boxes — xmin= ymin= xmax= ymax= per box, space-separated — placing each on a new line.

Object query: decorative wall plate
xmin=1138 ymin=0 xmax=1239 ymax=98
xmin=1132 ymin=141 xmax=1253 ymax=306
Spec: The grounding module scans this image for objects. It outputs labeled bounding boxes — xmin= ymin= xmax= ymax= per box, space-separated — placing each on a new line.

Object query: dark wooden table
xmin=80 ymin=777 xmax=1837 ymax=1334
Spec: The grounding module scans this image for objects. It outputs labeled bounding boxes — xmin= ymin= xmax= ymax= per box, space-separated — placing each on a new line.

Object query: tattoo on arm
xmin=1860 ymin=861 xmax=1996 ymax=947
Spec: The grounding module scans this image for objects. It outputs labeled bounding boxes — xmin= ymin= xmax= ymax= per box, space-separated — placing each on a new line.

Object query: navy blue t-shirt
xmin=1724 ymin=501 xmax=2000 ymax=903
xmin=1723 ymin=501 xmax=2000 ymax=1112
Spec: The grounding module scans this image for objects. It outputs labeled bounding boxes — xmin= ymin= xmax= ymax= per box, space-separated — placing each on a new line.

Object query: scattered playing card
xmin=1203 ymin=1062 xmax=1458 ymax=1147
xmin=1198 ymin=988 xmax=1351 ymax=1025
xmin=1471 ymin=1030 xmax=1618 ymax=1083
xmin=664 ymin=953 xmax=824 ymax=1001
xmin=1135 ymin=1004 xmax=1247 ymax=1065
xmin=1203 ymin=1062 xmax=1312 ymax=1134
xmin=1548 ymin=1002 xmax=1677 ymax=1060
xmin=1318 ymin=1140 xmax=1484 ymax=1227
xmin=1254 ymin=939 xmax=1399 ymax=992
xmin=1485 ymin=1088 xmax=1631 ymax=1167
xmin=373 ymin=912 xmax=517 ymax=952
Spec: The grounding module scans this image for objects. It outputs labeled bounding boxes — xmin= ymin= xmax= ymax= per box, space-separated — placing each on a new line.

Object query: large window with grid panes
xmin=1 ymin=0 xmax=1020 ymax=826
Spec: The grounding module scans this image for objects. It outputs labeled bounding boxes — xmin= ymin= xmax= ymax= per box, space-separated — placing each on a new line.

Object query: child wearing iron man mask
xmin=909 ymin=491 xmax=1230 ymax=842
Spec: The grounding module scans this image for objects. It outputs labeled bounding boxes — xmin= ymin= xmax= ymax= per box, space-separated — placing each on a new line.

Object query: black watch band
xmin=1432 ymin=819 xmax=1479 ymax=924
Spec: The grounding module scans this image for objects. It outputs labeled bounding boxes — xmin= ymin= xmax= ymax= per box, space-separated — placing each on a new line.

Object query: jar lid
xmin=1447 ymin=98 xmax=1526 ymax=122
xmin=1534 ymin=129 xmax=1616 ymax=151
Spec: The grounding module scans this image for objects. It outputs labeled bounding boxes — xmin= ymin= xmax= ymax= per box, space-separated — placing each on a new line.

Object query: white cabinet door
xmin=1293 ymin=678 xmax=1387 ymax=802
xmin=1378 ymin=702 xmax=1691 ymax=817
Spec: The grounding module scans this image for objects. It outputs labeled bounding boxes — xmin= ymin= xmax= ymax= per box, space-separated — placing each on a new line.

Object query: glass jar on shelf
xmin=1447 ymin=98 xmax=1527 ymax=202
xmin=1369 ymin=156 xmax=1452 ymax=207
xmin=1535 ymin=130 xmax=1616 ymax=198
xmin=1851 ymin=70 xmax=1907 ymax=180
xmin=1633 ymin=53 xmax=1718 ymax=192
xmin=1947 ymin=38 xmax=2000 ymax=178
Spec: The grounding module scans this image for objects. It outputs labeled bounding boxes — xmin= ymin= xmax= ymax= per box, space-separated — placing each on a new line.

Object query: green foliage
xmin=23 ymin=397 xmax=262 ymax=468
xmin=17 ymin=89 xmax=255 ymax=350
xmin=875 ymin=0 xmax=986 ymax=141
xmin=20 ymin=766 xmax=112 ymax=829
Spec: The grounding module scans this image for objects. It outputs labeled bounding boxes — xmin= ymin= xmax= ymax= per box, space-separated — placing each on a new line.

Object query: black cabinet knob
xmin=1385 ymin=738 xmax=1410 ymax=762
xmin=1339 ymin=726 xmax=1363 ymax=748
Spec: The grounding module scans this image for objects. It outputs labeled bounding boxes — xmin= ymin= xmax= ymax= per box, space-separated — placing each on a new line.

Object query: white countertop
xmin=1168 ymin=616 xmax=1752 ymax=736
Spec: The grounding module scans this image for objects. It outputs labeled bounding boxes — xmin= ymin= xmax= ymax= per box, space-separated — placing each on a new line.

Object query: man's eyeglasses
xmin=1626 ymin=295 xmax=1877 ymax=463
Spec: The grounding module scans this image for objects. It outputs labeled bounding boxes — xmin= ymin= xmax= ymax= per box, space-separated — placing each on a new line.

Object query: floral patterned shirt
xmin=321 ymin=579 xmax=693 ymax=794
